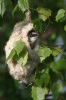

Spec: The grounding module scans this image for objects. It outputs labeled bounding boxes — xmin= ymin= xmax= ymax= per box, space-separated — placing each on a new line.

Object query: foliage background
xmin=0 ymin=0 xmax=66 ymax=100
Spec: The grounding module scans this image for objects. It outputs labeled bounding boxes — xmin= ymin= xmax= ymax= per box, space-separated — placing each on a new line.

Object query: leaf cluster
xmin=0 ymin=0 xmax=66 ymax=100
xmin=6 ymin=40 xmax=28 ymax=67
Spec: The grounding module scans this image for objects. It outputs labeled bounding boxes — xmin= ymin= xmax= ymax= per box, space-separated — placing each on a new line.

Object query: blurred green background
xmin=0 ymin=0 xmax=66 ymax=100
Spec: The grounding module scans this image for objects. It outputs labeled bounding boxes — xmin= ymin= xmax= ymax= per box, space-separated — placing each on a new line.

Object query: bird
xmin=5 ymin=21 xmax=39 ymax=85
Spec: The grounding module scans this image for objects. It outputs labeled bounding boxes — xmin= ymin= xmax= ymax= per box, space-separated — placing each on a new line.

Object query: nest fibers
xmin=5 ymin=21 xmax=39 ymax=84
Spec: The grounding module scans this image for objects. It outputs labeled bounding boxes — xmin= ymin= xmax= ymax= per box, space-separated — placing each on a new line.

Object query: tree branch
xmin=25 ymin=0 xmax=31 ymax=22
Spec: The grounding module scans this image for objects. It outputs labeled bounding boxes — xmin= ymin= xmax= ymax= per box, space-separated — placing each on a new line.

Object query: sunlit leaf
xmin=37 ymin=46 xmax=52 ymax=62
xmin=50 ymin=58 xmax=66 ymax=73
xmin=6 ymin=49 xmax=15 ymax=62
xmin=35 ymin=72 xmax=50 ymax=87
xmin=13 ymin=40 xmax=24 ymax=56
xmin=12 ymin=4 xmax=18 ymax=17
xmin=0 ymin=0 xmax=13 ymax=17
xmin=0 ymin=0 xmax=6 ymax=17
xmin=64 ymin=25 xmax=66 ymax=31
xmin=32 ymin=86 xmax=45 ymax=100
xmin=37 ymin=7 xmax=51 ymax=21
xmin=52 ymin=47 xmax=62 ymax=57
xmin=22 ymin=51 xmax=28 ymax=66
xmin=55 ymin=9 xmax=65 ymax=22
xmin=17 ymin=57 xmax=23 ymax=66
xmin=15 ymin=50 xmax=28 ymax=67
xmin=18 ymin=0 xmax=28 ymax=12
xmin=52 ymin=83 xmax=63 ymax=100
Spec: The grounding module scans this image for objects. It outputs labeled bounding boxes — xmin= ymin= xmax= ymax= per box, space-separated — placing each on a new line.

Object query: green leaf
xmin=6 ymin=40 xmax=28 ymax=67
xmin=0 ymin=16 xmax=3 ymax=28
xmin=40 ymin=73 xmax=50 ymax=87
xmin=50 ymin=58 xmax=66 ymax=73
xmin=22 ymin=51 xmax=28 ymax=66
xmin=12 ymin=4 xmax=18 ymax=17
xmin=6 ymin=49 xmax=15 ymax=62
xmin=37 ymin=46 xmax=52 ymax=62
xmin=49 ymin=70 xmax=61 ymax=83
xmin=32 ymin=86 xmax=45 ymax=100
xmin=15 ymin=50 xmax=28 ymax=67
xmin=52 ymin=47 xmax=62 ymax=57
xmin=35 ymin=72 xmax=50 ymax=87
xmin=13 ymin=40 xmax=24 ymax=56
xmin=64 ymin=25 xmax=66 ymax=31
xmin=52 ymin=83 xmax=63 ymax=100
xmin=0 ymin=0 xmax=6 ymax=17
xmin=55 ymin=9 xmax=65 ymax=22
xmin=5 ymin=0 xmax=13 ymax=11
xmin=17 ymin=57 xmax=23 ymax=66
xmin=0 ymin=0 xmax=13 ymax=17
xmin=37 ymin=7 xmax=52 ymax=21
xmin=18 ymin=0 xmax=28 ymax=12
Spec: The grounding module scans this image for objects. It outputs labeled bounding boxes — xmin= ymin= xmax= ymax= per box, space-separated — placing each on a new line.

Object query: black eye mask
xmin=28 ymin=29 xmax=38 ymax=37
xmin=27 ymin=29 xmax=38 ymax=49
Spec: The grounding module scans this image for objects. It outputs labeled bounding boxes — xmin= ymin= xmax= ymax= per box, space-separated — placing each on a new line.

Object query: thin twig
xmin=29 ymin=7 xmax=37 ymax=11
xmin=30 ymin=7 xmax=53 ymax=33
xmin=26 ymin=0 xmax=29 ymax=11
xmin=38 ymin=12 xmax=53 ymax=24
xmin=44 ymin=20 xmax=50 ymax=33
xmin=26 ymin=0 xmax=31 ymax=21
xmin=40 ymin=41 xmax=63 ymax=54
xmin=29 ymin=7 xmax=53 ymax=24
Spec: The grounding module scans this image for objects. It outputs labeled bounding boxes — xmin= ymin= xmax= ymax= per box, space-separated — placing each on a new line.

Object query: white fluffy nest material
xmin=5 ymin=21 xmax=39 ymax=84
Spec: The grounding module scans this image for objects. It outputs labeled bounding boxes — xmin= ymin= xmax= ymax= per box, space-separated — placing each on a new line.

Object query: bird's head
xmin=21 ymin=22 xmax=38 ymax=49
